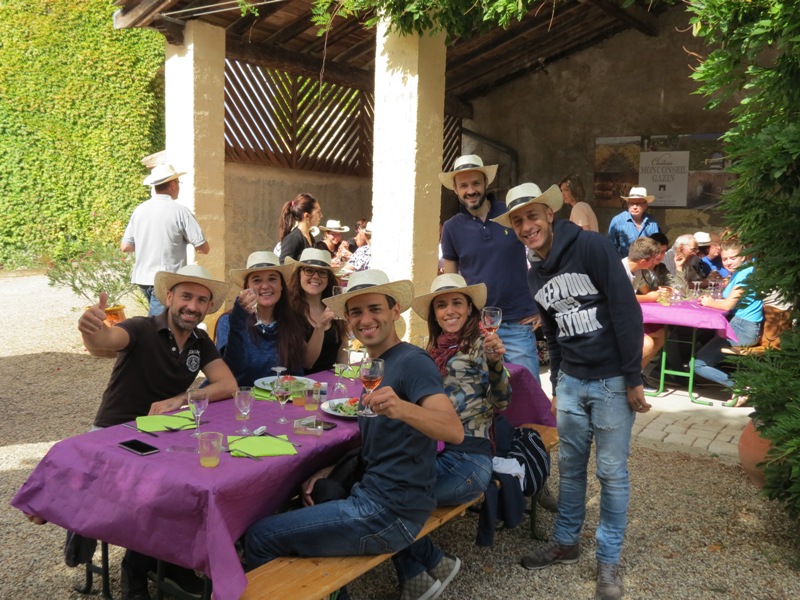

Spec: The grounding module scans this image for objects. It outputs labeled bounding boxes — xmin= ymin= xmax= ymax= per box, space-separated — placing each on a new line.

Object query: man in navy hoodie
xmin=493 ymin=183 xmax=649 ymax=600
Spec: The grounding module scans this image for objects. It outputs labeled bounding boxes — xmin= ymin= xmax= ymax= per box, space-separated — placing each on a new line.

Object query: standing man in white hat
xmin=607 ymin=186 xmax=661 ymax=258
xmin=495 ymin=183 xmax=648 ymax=600
xmin=121 ymin=164 xmax=210 ymax=316
xmin=439 ymin=154 xmax=543 ymax=383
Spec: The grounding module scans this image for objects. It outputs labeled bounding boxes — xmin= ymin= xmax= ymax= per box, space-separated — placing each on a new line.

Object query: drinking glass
xmin=691 ymin=281 xmax=701 ymax=298
xmin=305 ymin=383 xmax=321 ymax=411
xmin=358 ymin=357 xmax=384 ymax=417
xmin=332 ymin=363 xmax=349 ymax=399
xmin=271 ymin=366 xmax=290 ymax=424
xmin=234 ymin=386 xmax=253 ymax=435
xmin=188 ymin=389 xmax=209 ymax=438
xmin=481 ymin=306 xmax=503 ymax=353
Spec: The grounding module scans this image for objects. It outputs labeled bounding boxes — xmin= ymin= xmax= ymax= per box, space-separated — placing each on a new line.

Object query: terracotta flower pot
xmin=85 ymin=305 xmax=127 ymax=358
xmin=738 ymin=417 xmax=771 ymax=487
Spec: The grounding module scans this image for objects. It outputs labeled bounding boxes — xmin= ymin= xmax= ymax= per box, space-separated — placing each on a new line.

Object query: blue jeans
xmin=694 ymin=316 xmax=761 ymax=387
xmin=138 ymin=285 xmax=165 ymax=317
xmin=500 ymin=320 xmax=541 ymax=383
xmin=553 ymin=373 xmax=635 ymax=565
xmin=245 ymin=485 xmax=421 ymax=569
xmin=393 ymin=450 xmax=493 ymax=581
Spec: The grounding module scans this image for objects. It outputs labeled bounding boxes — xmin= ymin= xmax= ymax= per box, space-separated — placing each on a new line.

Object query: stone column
xmin=164 ymin=21 xmax=226 ymax=283
xmin=370 ymin=22 xmax=446 ymax=342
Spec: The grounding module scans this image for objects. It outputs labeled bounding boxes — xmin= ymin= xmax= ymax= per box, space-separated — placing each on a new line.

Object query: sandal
xmin=723 ymin=395 xmax=749 ymax=408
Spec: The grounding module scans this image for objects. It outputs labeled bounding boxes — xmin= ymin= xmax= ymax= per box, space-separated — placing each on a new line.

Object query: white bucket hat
xmin=323 ymin=269 xmax=413 ymax=319
xmin=153 ymin=265 xmax=230 ymax=314
xmin=438 ymin=155 xmax=499 ymax=191
xmin=411 ymin=274 xmax=487 ymax=321
xmin=491 ymin=182 xmax=563 ymax=228
xmin=694 ymin=231 xmax=712 ymax=246
xmin=229 ymin=251 xmax=295 ymax=289
xmin=285 ymin=248 xmax=335 ymax=273
xmin=143 ymin=164 xmax=185 ymax=186
xmin=621 ymin=186 xmax=655 ymax=203
xmin=319 ymin=220 xmax=350 ymax=233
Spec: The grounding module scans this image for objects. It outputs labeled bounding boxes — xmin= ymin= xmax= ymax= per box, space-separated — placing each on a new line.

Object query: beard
xmin=458 ymin=191 xmax=487 ymax=211
xmin=170 ymin=307 xmax=203 ymax=332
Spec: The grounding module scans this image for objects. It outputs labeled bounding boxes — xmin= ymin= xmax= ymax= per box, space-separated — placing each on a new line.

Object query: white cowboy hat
xmin=693 ymin=231 xmax=712 ymax=246
xmin=143 ymin=164 xmax=186 ymax=186
xmin=229 ymin=251 xmax=295 ymax=289
xmin=364 ymin=221 xmax=373 ymax=235
xmin=323 ymin=269 xmax=413 ymax=319
xmin=491 ymin=182 xmax=563 ymax=228
xmin=438 ymin=155 xmax=499 ymax=191
xmin=319 ymin=220 xmax=350 ymax=233
xmin=411 ymin=274 xmax=487 ymax=321
xmin=621 ymin=186 xmax=655 ymax=203
xmin=153 ymin=265 xmax=230 ymax=314
xmin=285 ymin=248 xmax=336 ymax=273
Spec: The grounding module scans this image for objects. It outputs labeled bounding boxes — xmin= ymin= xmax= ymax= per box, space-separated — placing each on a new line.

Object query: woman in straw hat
xmin=216 ymin=251 xmax=307 ymax=385
xmin=286 ymin=248 xmax=349 ymax=372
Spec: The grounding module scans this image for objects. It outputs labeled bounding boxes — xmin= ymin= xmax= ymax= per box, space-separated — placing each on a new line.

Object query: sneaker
xmin=536 ymin=483 xmax=558 ymax=513
xmin=642 ymin=373 xmax=658 ymax=394
xmin=520 ymin=541 xmax=580 ymax=570
xmin=399 ymin=570 xmax=442 ymax=600
xmin=121 ymin=567 xmax=151 ymax=600
xmin=427 ymin=553 xmax=461 ymax=596
xmin=596 ymin=562 xmax=624 ymax=600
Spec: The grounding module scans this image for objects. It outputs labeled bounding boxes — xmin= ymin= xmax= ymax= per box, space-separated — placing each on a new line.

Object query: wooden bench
xmin=721 ymin=305 xmax=791 ymax=356
xmin=241 ymin=496 xmax=482 ymax=600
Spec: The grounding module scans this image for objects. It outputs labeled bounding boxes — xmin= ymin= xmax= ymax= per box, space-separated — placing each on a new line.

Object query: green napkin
xmin=340 ymin=365 xmax=360 ymax=379
xmin=252 ymin=387 xmax=275 ymax=401
xmin=135 ymin=413 xmax=197 ymax=432
xmin=227 ymin=435 xmax=297 ymax=457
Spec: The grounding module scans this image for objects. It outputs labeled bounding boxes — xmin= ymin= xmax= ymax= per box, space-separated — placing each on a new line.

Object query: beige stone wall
xmin=466 ymin=6 xmax=735 ymax=243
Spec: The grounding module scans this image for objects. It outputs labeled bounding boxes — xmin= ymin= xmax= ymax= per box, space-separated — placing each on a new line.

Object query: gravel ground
xmin=1 ymin=270 xmax=799 ymax=599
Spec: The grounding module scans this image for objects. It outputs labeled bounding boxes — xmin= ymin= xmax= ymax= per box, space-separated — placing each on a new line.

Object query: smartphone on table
xmin=119 ymin=439 xmax=160 ymax=456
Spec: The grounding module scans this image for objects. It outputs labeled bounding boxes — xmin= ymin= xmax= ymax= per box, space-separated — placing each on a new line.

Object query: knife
xmin=224 ymin=439 xmax=263 ymax=462
xmin=123 ymin=423 xmax=158 ymax=438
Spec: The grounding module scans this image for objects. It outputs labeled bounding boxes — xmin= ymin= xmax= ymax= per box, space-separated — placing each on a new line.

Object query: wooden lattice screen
xmin=224 ymin=58 xmax=460 ymax=177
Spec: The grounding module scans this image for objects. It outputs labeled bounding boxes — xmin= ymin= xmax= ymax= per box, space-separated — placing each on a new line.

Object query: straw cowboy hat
xmin=694 ymin=231 xmax=712 ymax=246
xmin=323 ymin=269 xmax=414 ymax=319
xmin=411 ymin=274 xmax=487 ymax=321
xmin=143 ymin=164 xmax=186 ymax=186
xmin=621 ymin=186 xmax=655 ymax=203
xmin=319 ymin=220 xmax=350 ymax=233
xmin=229 ymin=251 xmax=295 ymax=289
xmin=438 ymin=154 xmax=499 ymax=191
xmin=153 ymin=265 xmax=230 ymax=314
xmin=285 ymin=248 xmax=335 ymax=273
xmin=491 ymin=182 xmax=563 ymax=228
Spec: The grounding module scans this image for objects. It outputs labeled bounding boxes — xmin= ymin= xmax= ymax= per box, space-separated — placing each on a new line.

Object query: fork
xmin=252 ymin=425 xmax=302 ymax=448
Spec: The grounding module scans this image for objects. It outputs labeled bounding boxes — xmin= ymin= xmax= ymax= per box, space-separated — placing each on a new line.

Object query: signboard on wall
xmin=593 ymin=134 xmax=734 ymax=209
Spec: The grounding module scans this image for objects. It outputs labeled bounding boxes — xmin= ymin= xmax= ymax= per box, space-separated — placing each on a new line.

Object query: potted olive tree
xmin=689 ymin=3 xmax=799 ymax=517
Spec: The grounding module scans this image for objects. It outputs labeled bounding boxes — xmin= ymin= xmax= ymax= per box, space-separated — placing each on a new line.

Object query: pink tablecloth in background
xmin=641 ymin=301 xmax=737 ymax=342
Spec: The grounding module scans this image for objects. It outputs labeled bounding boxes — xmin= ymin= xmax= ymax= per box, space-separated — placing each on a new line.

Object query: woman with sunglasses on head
xmin=216 ymin=251 xmax=307 ymax=385
xmin=286 ymin=248 xmax=349 ymax=372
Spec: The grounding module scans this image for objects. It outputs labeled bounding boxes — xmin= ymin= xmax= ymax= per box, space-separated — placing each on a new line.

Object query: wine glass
xmin=234 ymin=386 xmax=253 ymax=436
xmin=187 ymin=389 xmax=209 ymax=438
xmin=271 ymin=366 xmax=290 ymax=424
xmin=481 ymin=306 xmax=503 ymax=354
xmin=332 ymin=363 xmax=348 ymax=399
xmin=358 ymin=357 xmax=384 ymax=417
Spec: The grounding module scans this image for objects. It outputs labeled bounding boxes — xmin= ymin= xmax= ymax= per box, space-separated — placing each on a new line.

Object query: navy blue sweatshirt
xmin=527 ymin=220 xmax=643 ymax=391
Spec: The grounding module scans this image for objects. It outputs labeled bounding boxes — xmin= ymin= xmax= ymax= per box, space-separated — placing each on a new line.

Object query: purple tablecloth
xmin=504 ymin=363 xmax=556 ymax=428
xmin=11 ymin=371 xmax=361 ymax=600
xmin=641 ymin=301 xmax=738 ymax=342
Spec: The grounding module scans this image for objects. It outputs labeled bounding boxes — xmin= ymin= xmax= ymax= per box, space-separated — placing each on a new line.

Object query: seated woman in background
xmin=216 ymin=251 xmax=306 ymax=385
xmin=286 ymin=248 xmax=348 ymax=372
xmin=392 ymin=274 xmax=512 ymax=592
xmin=694 ymin=238 xmax=763 ymax=406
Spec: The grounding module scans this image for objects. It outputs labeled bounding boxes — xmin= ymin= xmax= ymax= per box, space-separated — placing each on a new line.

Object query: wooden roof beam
xmin=113 ymin=0 xmax=180 ymax=30
xmin=579 ymin=0 xmax=658 ymax=37
xmin=265 ymin=12 xmax=315 ymax=45
xmin=227 ymin=4 xmax=284 ymax=36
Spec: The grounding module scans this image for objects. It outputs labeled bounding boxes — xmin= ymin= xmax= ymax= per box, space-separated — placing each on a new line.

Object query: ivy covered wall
xmin=0 ymin=0 xmax=164 ymax=265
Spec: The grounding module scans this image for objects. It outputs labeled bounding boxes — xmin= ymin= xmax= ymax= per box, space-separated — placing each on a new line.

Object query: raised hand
xmin=78 ymin=292 xmax=109 ymax=336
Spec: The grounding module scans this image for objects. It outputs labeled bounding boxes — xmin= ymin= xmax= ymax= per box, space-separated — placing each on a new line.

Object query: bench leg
xmin=74 ymin=541 xmax=112 ymax=599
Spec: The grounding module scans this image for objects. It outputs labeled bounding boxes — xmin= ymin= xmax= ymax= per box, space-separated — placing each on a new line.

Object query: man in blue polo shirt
xmin=439 ymin=154 xmax=542 ymax=383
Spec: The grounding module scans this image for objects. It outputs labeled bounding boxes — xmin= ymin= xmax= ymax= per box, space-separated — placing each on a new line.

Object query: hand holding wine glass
xmin=358 ymin=357 xmax=384 ymax=417
xmin=188 ymin=389 xmax=209 ymax=438
xmin=481 ymin=306 xmax=503 ymax=354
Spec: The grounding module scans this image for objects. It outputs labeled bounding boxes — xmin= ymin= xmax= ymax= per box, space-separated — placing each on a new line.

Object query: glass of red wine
xmin=481 ymin=306 xmax=503 ymax=354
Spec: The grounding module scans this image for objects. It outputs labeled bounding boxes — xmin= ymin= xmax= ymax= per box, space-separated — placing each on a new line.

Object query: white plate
xmin=321 ymin=398 xmax=359 ymax=419
xmin=253 ymin=375 xmax=316 ymax=391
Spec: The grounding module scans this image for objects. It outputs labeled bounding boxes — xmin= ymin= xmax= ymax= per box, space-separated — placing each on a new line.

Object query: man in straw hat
xmin=494 ymin=183 xmax=648 ymax=600
xmin=76 ymin=264 xmax=235 ymax=599
xmin=607 ymin=185 xmax=661 ymax=258
xmin=121 ymin=164 xmax=210 ymax=317
xmin=439 ymin=154 xmax=543 ymax=384
xmin=246 ymin=270 xmax=464 ymax=600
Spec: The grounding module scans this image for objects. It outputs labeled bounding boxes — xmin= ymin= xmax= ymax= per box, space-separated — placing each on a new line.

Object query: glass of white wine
xmin=481 ymin=306 xmax=503 ymax=354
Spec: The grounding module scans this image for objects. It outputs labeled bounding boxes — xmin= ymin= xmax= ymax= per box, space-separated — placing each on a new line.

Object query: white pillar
xmin=371 ymin=22 xmax=446 ymax=341
xmin=164 ymin=21 xmax=226 ymax=282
